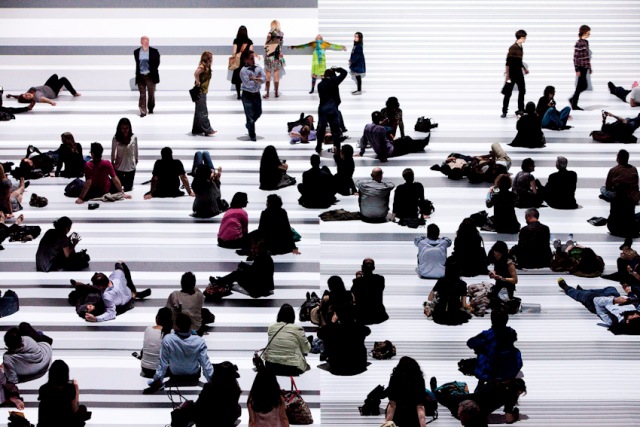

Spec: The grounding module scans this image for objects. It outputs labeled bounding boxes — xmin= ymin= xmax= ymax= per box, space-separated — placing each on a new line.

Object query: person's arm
xmin=631 ymin=98 xmax=639 ymax=108
xmin=296 ymin=326 xmax=312 ymax=354
xmin=247 ymin=401 xmax=257 ymax=427
xmin=75 ymin=178 xmax=92 ymax=204
xmin=604 ymin=111 xmax=627 ymax=124
xmin=198 ymin=342 xmax=214 ymax=382
xmin=63 ymin=235 xmax=78 ymax=258
xmin=71 ymin=380 xmax=80 ymax=413
xmin=466 ymin=331 xmax=487 ymax=352
xmin=529 ymin=177 xmax=537 ymax=194
xmin=334 ymin=67 xmax=348 ymax=84
xmin=134 ymin=136 xmax=139 ymax=165
xmin=326 ymin=42 xmax=346 ymax=52
xmin=152 ymin=340 xmax=169 ymax=383
xmin=385 ymin=399 xmax=397 ymax=421
xmin=424 ymin=289 xmax=435 ymax=316
xmin=91 ymin=294 xmax=116 ymax=322
xmin=194 ymin=65 xmax=204 ymax=85
xmin=111 ymin=138 xmax=117 ymax=164
xmin=39 ymin=97 xmax=56 ymax=106
xmin=180 ymin=174 xmax=194 ymax=196
xmin=398 ymin=110 xmax=405 ymax=138
xmin=290 ymin=41 xmax=314 ymax=49
xmin=277 ymin=161 xmax=289 ymax=172
xmin=254 ymin=66 xmax=265 ymax=83
xmin=417 ymin=404 xmax=427 ymax=427
xmin=593 ymin=296 xmax=616 ymax=326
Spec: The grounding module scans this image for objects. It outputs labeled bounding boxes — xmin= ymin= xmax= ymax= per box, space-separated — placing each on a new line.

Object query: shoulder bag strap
xmin=259 ymin=323 xmax=287 ymax=357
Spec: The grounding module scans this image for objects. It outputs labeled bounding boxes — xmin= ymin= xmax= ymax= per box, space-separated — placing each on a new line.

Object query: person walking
xmin=240 ymin=51 xmax=265 ymax=141
xmin=570 ymin=25 xmax=592 ymax=111
xmin=133 ymin=36 xmax=160 ymax=117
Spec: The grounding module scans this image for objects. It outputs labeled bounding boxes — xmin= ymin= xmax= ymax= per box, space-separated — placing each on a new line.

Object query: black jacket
xmin=134 ymin=47 xmax=161 ymax=84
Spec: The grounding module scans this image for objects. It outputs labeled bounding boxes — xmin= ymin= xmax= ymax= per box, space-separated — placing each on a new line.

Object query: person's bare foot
xmin=0 ymin=212 xmax=5 ymax=224
xmin=15 ymin=214 xmax=24 ymax=225
xmin=73 ymin=92 xmax=82 ymax=97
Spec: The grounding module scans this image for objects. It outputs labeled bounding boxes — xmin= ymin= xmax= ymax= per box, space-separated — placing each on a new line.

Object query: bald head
xmin=371 ymin=167 xmax=383 ymax=182
xmin=140 ymin=36 xmax=149 ymax=49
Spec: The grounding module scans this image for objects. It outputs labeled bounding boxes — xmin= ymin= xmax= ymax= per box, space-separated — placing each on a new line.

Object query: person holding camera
xmin=536 ymin=86 xmax=572 ymax=130
xmin=37 ymin=359 xmax=91 ymax=427
xmin=36 ymin=217 xmax=87 ymax=272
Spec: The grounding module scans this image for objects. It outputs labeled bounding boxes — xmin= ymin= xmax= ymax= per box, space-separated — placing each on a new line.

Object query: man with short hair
xmin=414 ymin=223 xmax=452 ymax=279
xmin=543 ymin=156 xmax=578 ymax=209
xmin=510 ymin=208 xmax=552 ymax=269
xmin=501 ymin=29 xmax=528 ymax=118
xmin=134 ymin=36 xmax=160 ymax=117
xmin=76 ymin=142 xmax=131 ymax=204
xmin=144 ymin=147 xmax=193 ymax=199
xmin=356 ymin=167 xmax=395 ymax=222
xmin=350 ymin=258 xmax=388 ymax=325
xmin=239 ymin=51 xmax=265 ymax=141
xmin=298 ymin=154 xmax=336 ymax=208
xmin=144 ymin=313 xmax=214 ymax=394
xmin=608 ymin=81 xmax=640 ymax=107
xmin=316 ymin=67 xmax=348 ymax=153
xmin=600 ymin=149 xmax=640 ymax=203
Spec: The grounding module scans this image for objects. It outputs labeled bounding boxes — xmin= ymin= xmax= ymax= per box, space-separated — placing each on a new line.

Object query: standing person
xmin=247 ymin=369 xmax=289 ymax=427
xmin=110 ymin=118 xmax=138 ymax=192
xmin=316 ymin=67 xmax=348 ymax=154
xmin=501 ymin=30 xmax=528 ymax=118
xmin=133 ymin=36 xmax=160 ymax=117
xmin=263 ymin=20 xmax=285 ymax=99
xmin=570 ymin=25 xmax=592 ymax=111
xmin=384 ymin=356 xmax=430 ymax=427
xmin=192 ymin=51 xmax=216 ymax=137
xmin=230 ymin=26 xmax=253 ymax=100
xmin=240 ymin=51 xmax=265 ymax=142
xmin=291 ymin=35 xmax=346 ymax=94
xmin=37 ymin=359 xmax=91 ymax=427
xmin=536 ymin=86 xmax=572 ymax=130
xmin=349 ymin=32 xmax=365 ymax=95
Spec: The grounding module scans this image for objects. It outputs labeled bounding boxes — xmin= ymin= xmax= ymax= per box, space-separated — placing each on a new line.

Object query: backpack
xmin=0 ymin=290 xmax=19 ymax=318
xmin=371 ymin=340 xmax=396 ymax=360
xmin=64 ymin=178 xmax=85 ymax=198
xmin=0 ymin=111 xmax=15 ymax=121
xmin=414 ymin=116 xmax=438 ymax=132
xmin=299 ymin=292 xmax=321 ymax=322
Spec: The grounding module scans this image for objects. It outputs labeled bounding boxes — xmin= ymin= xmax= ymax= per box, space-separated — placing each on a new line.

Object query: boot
xmin=274 ymin=82 xmax=279 ymax=98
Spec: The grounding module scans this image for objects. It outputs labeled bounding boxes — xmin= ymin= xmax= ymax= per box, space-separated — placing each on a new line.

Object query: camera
xmin=70 ymin=232 xmax=81 ymax=242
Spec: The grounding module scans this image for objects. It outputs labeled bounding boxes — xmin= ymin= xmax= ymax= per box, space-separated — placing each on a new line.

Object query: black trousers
xmin=571 ymin=66 xmax=589 ymax=105
xmin=44 ymin=74 xmax=77 ymax=96
xmin=502 ymin=75 xmax=525 ymax=114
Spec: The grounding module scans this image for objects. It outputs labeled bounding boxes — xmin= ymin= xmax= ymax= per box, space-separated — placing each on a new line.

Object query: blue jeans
xmin=541 ymin=107 xmax=571 ymax=129
xmin=241 ymin=91 xmax=262 ymax=139
xmin=565 ymin=285 xmax=619 ymax=314
xmin=192 ymin=93 xmax=213 ymax=135
xmin=192 ymin=151 xmax=214 ymax=175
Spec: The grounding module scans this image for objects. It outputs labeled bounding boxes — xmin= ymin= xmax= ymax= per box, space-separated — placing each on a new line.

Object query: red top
xmin=84 ymin=160 xmax=116 ymax=195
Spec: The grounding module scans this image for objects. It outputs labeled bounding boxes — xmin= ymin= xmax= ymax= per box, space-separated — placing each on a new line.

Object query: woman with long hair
xmin=230 ymin=26 xmax=254 ymax=99
xmin=37 ymin=359 xmax=91 ymax=427
xmin=263 ymin=20 xmax=285 ymax=98
xmin=192 ymin=51 xmax=216 ymax=136
xmin=194 ymin=361 xmax=242 ymax=427
xmin=451 ymin=217 xmax=488 ymax=277
xmin=264 ymin=303 xmax=311 ymax=376
xmin=349 ymin=32 xmax=366 ymax=95
xmin=424 ymin=257 xmax=471 ymax=325
xmin=486 ymin=173 xmax=520 ymax=233
xmin=384 ymin=356 xmax=429 ymax=427
xmin=191 ymin=163 xmax=222 ymax=218
xmin=110 ymin=117 xmax=138 ymax=191
xmin=217 ymin=192 xmax=249 ymax=249
xmin=380 ymin=96 xmax=404 ymax=138
xmin=258 ymin=194 xmax=300 ymax=255
xmin=259 ymin=145 xmax=294 ymax=190
xmin=247 ymin=369 xmax=289 ymax=427
xmin=139 ymin=307 xmax=173 ymax=378
xmin=512 ymin=157 xmax=543 ymax=208
xmin=56 ymin=132 xmax=85 ymax=178
xmin=488 ymin=241 xmax=518 ymax=299
xmin=6 ymin=74 xmax=80 ymax=107
xmin=0 ymin=164 xmax=25 ymax=218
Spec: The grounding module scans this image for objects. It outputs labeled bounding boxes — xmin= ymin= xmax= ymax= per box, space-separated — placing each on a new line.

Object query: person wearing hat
xmin=543 ymin=156 xmax=578 ymax=209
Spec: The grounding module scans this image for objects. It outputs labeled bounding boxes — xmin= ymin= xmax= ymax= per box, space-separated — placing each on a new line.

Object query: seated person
xmin=75 ymin=142 xmax=131 ymax=204
xmin=144 ymin=313 xmax=214 ymax=394
xmin=217 ymin=192 xmax=249 ymax=249
xmin=392 ymin=168 xmax=427 ymax=222
xmin=358 ymin=111 xmax=429 ymax=162
xmin=311 ymin=276 xmax=354 ymax=327
xmin=317 ymin=305 xmax=371 ymax=376
xmin=486 ymin=174 xmax=521 ymax=233
xmin=608 ymin=81 xmax=640 ymax=107
xmin=608 ymin=186 xmax=640 ymax=238
xmin=536 ymin=85 xmax=571 ymax=130
xmin=432 ymin=377 xmax=527 ymax=426
xmin=207 ymin=239 xmax=275 ymax=299
xmin=139 ymin=307 xmax=173 ymax=378
xmin=2 ymin=325 xmax=53 ymax=389
xmin=73 ymin=262 xmax=151 ymax=322
xmin=191 ymin=164 xmax=222 ymax=218
xmin=488 ymin=241 xmax=519 ymax=300
xmin=36 ymin=217 xmax=85 ymax=272
xmin=333 ymin=144 xmax=357 ymax=196
xmin=452 ymin=218 xmax=488 ymax=277
xmin=383 ymin=356 xmax=430 ymax=427
xmin=258 ymin=194 xmax=301 ymax=255
xmin=0 ymin=165 xmax=25 ymax=218
xmin=512 ymin=158 xmax=544 ymax=208
xmin=56 ymin=132 xmax=85 ymax=178
xmin=194 ymin=361 xmax=242 ymax=427
xmin=509 ymin=102 xmax=545 ymax=148
xmin=543 ymin=156 xmax=578 ymax=209
xmin=558 ymin=278 xmax=640 ymax=334
xmin=6 ymin=74 xmax=81 ymax=107
xmin=263 ymin=304 xmax=311 ymax=376
xmin=509 ymin=208 xmax=552 ymax=269
xmin=414 ymin=223 xmax=451 ymax=279
xmin=166 ymin=272 xmax=213 ymax=336
xmin=298 ymin=154 xmax=337 ymax=208
xmin=356 ymin=167 xmax=395 ymax=223
xmin=145 ymin=147 xmax=193 ymax=199
xmin=602 ymin=241 xmax=640 ymax=291
xmin=259 ymin=145 xmax=295 ymax=190
xmin=191 ymin=150 xmax=214 ymax=176
xmin=424 ymin=257 xmax=471 ymax=326
xmin=596 ymin=111 xmax=640 ymax=144
xmin=380 ymin=96 xmax=405 ymax=138
xmin=350 ymin=258 xmax=389 ymax=325
xmin=289 ymin=124 xmax=317 ymax=144
xmin=37 ymin=359 xmax=91 ymax=427
xmin=600 ymin=149 xmax=639 ymax=203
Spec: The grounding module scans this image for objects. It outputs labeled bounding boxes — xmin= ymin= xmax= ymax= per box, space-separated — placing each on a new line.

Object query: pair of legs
xmin=389 ymin=135 xmax=430 ymax=157
xmin=502 ymin=75 xmax=525 ymax=115
xmin=241 ymin=91 xmax=262 ymax=141
xmin=560 ymin=280 xmax=620 ymax=314
xmin=44 ymin=74 xmax=78 ymax=97
xmin=310 ymin=73 xmax=324 ymax=94
xmin=192 ymin=93 xmax=215 ymax=136
xmin=115 ymin=169 xmax=135 ymax=192
xmin=541 ymin=107 xmax=571 ymax=129
xmin=570 ymin=67 xmax=589 ymax=109
xmin=353 ymin=75 xmax=362 ymax=93
xmin=608 ymin=82 xmax=632 ymax=103
xmin=264 ymin=68 xmax=280 ymax=98
xmin=316 ymin=104 xmax=343 ymax=153
xmin=192 ymin=151 xmax=214 ymax=175
xmin=137 ymin=74 xmax=156 ymax=116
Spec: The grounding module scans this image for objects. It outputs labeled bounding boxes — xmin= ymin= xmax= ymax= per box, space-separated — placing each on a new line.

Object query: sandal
xmin=263 ymin=93 xmax=269 ymax=99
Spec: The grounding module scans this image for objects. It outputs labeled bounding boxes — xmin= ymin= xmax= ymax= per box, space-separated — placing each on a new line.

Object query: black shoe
xmin=500 ymin=112 xmax=507 ymax=118
xmin=140 ymin=113 xmax=146 ymax=117
xmin=557 ymin=278 xmax=568 ymax=290
xmin=23 ymin=181 xmax=30 ymax=189
xmin=576 ymin=285 xmax=584 ymax=291
xmin=621 ymin=238 xmax=633 ymax=249
xmin=608 ymin=81 xmax=616 ymax=95
xmin=573 ymin=105 xmax=584 ymax=111
xmin=136 ymin=288 xmax=152 ymax=299
xmin=148 ymin=109 xmax=154 ymax=114
xmin=430 ymin=376 xmax=438 ymax=392
xmin=235 ymin=248 xmax=250 ymax=256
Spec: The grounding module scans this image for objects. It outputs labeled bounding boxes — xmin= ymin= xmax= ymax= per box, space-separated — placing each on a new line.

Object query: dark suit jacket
xmin=544 ymin=169 xmax=578 ymax=209
xmin=134 ymin=47 xmax=161 ymax=84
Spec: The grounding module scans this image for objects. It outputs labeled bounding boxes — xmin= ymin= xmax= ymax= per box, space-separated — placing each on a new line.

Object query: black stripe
xmin=0 ymin=261 xmax=319 ymax=272
xmin=0 ymin=325 xmax=318 ymax=333
xmin=0 ymin=46 xmax=313 ymax=56
xmin=0 ymin=0 xmax=318 ymax=8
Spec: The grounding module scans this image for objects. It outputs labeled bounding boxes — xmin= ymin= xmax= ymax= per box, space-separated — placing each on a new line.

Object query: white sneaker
xmin=352 ymin=90 xmax=362 ymax=95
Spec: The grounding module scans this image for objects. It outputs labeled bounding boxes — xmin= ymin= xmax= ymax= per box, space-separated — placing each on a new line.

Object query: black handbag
xmin=189 ymin=85 xmax=200 ymax=102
